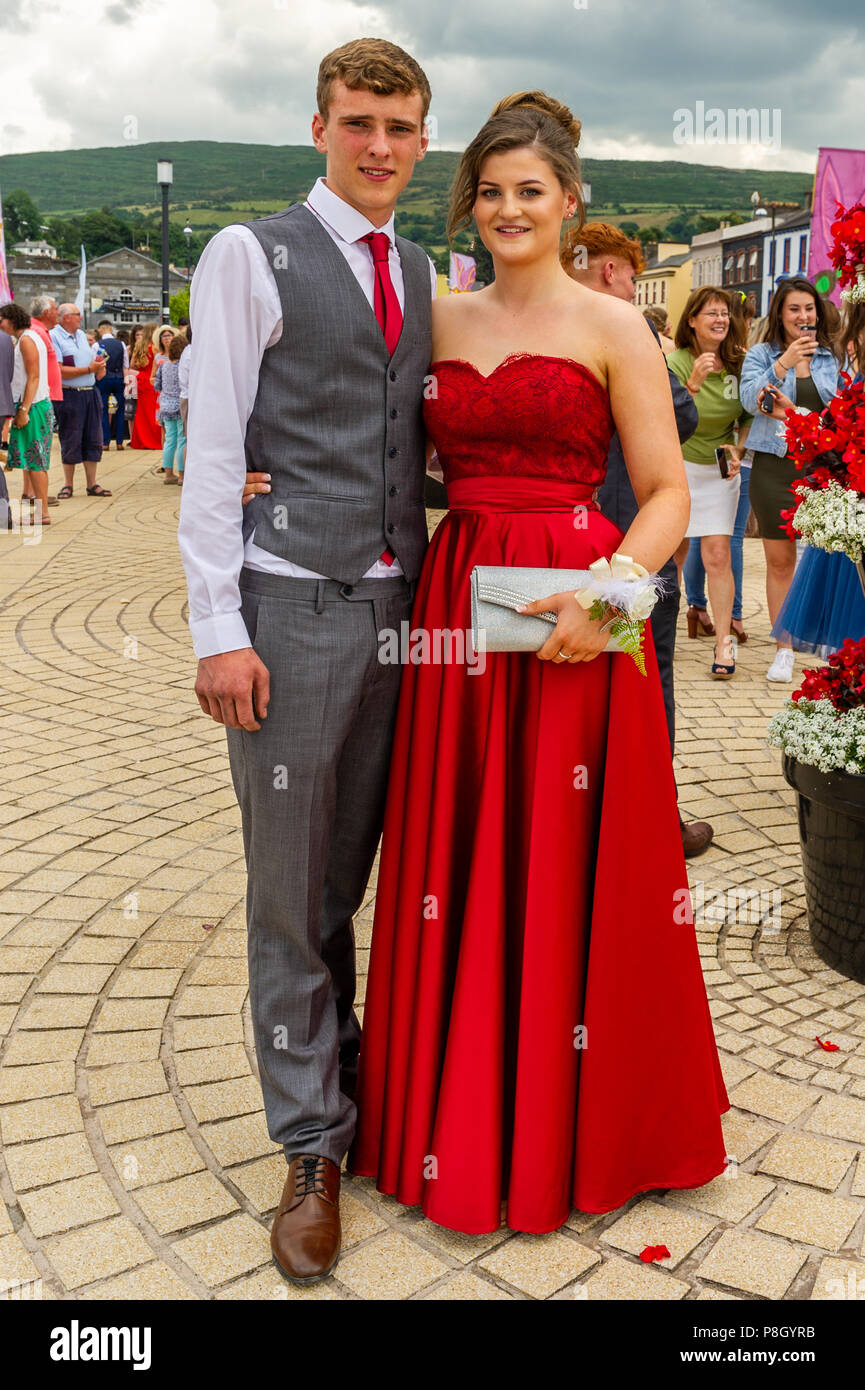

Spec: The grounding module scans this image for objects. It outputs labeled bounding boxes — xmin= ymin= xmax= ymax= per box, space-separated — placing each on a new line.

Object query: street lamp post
xmin=156 ymin=159 xmax=173 ymax=324
xmin=183 ymin=222 xmax=193 ymax=287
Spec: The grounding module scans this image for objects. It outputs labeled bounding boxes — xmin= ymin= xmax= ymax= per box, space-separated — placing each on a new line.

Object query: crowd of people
xmin=0 ymin=302 xmax=192 ymax=524
xmin=559 ymin=222 xmax=865 ymax=686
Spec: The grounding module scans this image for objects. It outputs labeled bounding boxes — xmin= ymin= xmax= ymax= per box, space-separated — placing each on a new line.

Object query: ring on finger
xmin=558 ymin=650 xmax=573 ymax=661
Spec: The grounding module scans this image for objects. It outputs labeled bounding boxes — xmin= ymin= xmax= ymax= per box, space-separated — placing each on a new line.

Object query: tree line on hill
xmin=3 ymin=187 xmax=209 ymax=266
xmin=1 ymin=182 xmax=778 ymax=284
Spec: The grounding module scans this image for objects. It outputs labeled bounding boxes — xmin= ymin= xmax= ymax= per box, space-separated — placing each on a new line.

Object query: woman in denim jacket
xmin=740 ymin=278 xmax=840 ymax=681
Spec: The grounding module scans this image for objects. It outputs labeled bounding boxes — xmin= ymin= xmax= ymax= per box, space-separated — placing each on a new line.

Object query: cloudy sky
xmin=1 ymin=0 xmax=862 ymax=171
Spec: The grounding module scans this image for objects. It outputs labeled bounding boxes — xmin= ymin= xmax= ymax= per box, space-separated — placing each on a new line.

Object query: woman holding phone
xmin=740 ymin=279 xmax=840 ymax=681
xmin=667 ymin=287 xmax=751 ymax=678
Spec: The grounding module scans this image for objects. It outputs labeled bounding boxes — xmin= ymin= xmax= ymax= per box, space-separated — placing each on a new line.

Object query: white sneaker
xmin=767 ymin=648 xmax=795 ymax=682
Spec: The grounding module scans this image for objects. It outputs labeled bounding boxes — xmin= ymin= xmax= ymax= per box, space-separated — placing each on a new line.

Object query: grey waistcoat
xmin=240 ymin=203 xmax=432 ymax=583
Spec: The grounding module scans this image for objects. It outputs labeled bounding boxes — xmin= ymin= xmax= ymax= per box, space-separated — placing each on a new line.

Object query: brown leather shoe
xmin=681 ymin=817 xmax=714 ymax=858
xmin=271 ymin=1154 xmax=341 ymax=1284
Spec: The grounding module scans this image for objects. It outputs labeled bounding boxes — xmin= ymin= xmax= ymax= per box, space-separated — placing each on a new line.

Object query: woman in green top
xmin=668 ymin=287 xmax=751 ymax=677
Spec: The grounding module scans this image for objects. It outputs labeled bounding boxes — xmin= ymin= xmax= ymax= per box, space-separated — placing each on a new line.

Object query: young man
xmin=562 ymin=222 xmax=713 ymax=857
xmin=95 ymin=319 xmax=127 ymax=450
xmin=178 ymin=38 xmax=434 ymax=1284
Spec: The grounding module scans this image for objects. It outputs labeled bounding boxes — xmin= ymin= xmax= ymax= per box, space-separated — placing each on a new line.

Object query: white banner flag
xmin=75 ymin=243 xmax=87 ymax=312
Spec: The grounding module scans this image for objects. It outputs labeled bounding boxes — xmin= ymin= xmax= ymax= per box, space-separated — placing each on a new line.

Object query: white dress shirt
xmin=177 ymin=343 xmax=191 ymax=399
xmin=98 ymin=329 xmax=129 ymax=371
xmin=178 ymin=177 xmax=437 ymax=658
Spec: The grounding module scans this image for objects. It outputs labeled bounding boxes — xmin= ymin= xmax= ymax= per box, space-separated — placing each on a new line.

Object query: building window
xmin=736 ymin=251 xmax=746 ymax=283
xmin=783 ymin=238 xmax=791 ymax=273
xmin=724 ymin=254 xmax=733 ymax=284
xmin=660 ymin=279 xmax=666 ymax=303
xmin=748 ymin=248 xmax=759 ymax=279
xmin=798 ymin=235 xmax=808 ymax=272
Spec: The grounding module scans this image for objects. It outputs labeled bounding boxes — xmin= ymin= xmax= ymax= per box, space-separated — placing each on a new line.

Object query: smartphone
xmin=715 ymin=446 xmax=730 ymax=478
xmin=760 ymin=389 xmax=777 ymax=415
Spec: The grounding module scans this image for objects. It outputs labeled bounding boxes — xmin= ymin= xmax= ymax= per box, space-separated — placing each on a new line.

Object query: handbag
xmin=470 ymin=565 xmax=626 ymax=654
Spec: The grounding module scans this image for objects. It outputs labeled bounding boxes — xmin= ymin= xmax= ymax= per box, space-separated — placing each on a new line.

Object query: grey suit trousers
xmin=226 ymin=566 xmax=414 ymax=1165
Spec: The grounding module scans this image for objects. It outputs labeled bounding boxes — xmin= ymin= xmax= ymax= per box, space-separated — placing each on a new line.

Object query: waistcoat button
xmin=389 ymin=486 xmax=397 ymax=496
xmin=388 ymin=447 xmax=397 ymax=458
xmin=389 ymin=408 xmax=398 ymax=419
xmin=389 ymin=370 xmax=397 ymax=381
xmin=387 ymin=523 xmax=395 ymax=534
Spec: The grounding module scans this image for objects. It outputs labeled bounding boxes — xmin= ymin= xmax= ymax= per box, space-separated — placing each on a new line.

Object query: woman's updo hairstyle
xmin=447 ymin=90 xmax=584 ymax=241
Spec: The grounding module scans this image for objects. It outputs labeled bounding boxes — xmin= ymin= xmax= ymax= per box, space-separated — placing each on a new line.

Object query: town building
xmin=690 ymin=226 xmax=725 ymax=292
xmin=690 ymin=210 xmax=812 ymax=316
xmin=760 ymin=208 xmax=812 ymax=313
xmin=6 ymin=245 xmax=188 ymax=324
xmin=11 ymin=238 xmax=58 ymax=259
xmin=634 ymin=242 xmax=692 ymax=328
xmin=720 ymin=218 xmax=766 ymax=311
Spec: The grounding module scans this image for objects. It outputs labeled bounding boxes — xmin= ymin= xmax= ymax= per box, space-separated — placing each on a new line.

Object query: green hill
xmin=0 ymin=140 xmax=812 ymax=219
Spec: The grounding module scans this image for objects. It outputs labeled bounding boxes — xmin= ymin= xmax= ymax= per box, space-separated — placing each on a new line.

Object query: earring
xmin=468 ymin=236 xmax=476 ymax=252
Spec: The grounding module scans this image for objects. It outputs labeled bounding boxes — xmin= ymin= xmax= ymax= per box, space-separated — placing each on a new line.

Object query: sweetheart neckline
xmin=428 ymin=352 xmax=608 ymax=396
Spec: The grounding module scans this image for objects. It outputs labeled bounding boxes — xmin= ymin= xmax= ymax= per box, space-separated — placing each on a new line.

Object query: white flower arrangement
xmin=841 ymin=268 xmax=865 ymax=305
xmin=574 ymin=553 xmax=666 ymax=675
xmin=768 ymin=698 xmax=865 ymax=775
xmin=790 ymin=480 xmax=865 ymax=563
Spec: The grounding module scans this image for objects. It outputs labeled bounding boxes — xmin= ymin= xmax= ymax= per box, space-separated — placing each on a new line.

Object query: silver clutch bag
xmin=470 ymin=565 xmax=625 ymax=654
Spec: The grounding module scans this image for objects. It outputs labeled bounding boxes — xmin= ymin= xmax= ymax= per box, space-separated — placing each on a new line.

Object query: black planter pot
xmin=783 ymin=754 xmax=865 ymax=982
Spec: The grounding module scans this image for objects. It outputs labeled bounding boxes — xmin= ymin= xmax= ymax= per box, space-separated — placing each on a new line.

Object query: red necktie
xmin=360 ymin=231 xmax=402 ymax=567
xmin=360 ymin=232 xmax=403 ymax=356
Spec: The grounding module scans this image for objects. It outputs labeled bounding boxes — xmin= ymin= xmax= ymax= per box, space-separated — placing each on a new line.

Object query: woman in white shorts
xmin=668 ymin=287 xmax=752 ymax=678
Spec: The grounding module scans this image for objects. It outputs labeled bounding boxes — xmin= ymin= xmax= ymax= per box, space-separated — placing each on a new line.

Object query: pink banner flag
xmin=0 ymin=186 xmax=13 ymax=302
xmin=809 ymin=147 xmax=865 ymax=303
xmin=448 ymin=251 xmax=476 ymax=293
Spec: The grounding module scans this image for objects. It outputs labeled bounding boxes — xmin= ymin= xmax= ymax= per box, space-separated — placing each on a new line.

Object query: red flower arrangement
xmin=829 ymin=201 xmax=865 ymax=297
xmin=780 ymin=374 xmax=865 ymax=540
xmin=791 ymin=636 xmax=865 ymax=711
xmin=785 ymin=373 xmax=865 ymax=486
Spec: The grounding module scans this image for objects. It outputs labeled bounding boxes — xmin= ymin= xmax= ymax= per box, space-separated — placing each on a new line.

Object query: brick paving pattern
xmin=1 ymin=443 xmax=865 ymax=1301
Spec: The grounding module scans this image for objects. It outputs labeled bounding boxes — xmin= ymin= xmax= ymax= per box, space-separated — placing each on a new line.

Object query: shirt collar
xmin=306 ymin=176 xmax=396 ymax=249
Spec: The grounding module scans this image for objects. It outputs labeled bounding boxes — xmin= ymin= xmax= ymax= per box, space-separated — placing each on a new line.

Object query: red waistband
xmin=446 ymin=476 xmax=600 ymax=513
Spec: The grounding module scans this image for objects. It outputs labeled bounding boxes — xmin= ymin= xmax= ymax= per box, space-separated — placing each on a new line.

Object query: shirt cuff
xmin=188 ymin=610 xmax=252 ymax=659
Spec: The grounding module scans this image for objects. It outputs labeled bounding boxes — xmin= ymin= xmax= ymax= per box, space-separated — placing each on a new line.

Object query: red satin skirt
xmin=349 ymin=476 xmax=729 ymax=1234
xmin=130 ymin=370 xmax=162 ymax=449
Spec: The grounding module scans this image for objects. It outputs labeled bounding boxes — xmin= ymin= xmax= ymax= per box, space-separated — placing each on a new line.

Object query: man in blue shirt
xmin=49 ymin=304 xmax=112 ymax=498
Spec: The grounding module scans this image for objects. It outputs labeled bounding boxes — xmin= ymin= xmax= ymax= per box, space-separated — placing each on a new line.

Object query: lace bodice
xmin=423 ymin=353 xmax=614 ymax=485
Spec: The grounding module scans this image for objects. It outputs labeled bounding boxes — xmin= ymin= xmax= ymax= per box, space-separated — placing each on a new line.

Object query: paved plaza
xmin=1 ymin=442 xmax=865 ymax=1302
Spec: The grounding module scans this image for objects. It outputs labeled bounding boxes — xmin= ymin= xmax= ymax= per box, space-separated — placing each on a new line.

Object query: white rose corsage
xmin=574 ymin=553 xmax=666 ymax=676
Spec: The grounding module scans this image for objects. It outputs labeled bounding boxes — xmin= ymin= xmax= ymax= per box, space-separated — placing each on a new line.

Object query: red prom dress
xmin=349 ymin=354 xmax=729 ymax=1234
xmin=130 ymin=344 xmax=162 ymax=449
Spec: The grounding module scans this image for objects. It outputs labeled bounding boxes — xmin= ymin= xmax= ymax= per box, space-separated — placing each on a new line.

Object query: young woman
xmin=151 ymin=325 xmax=175 ymax=386
xmin=347 ymin=92 xmax=729 ymax=1235
xmin=667 ymin=288 xmax=751 ymax=677
xmin=0 ymin=302 xmax=54 ymax=525
xmin=129 ymin=322 xmax=162 ymax=450
xmin=740 ymin=278 xmax=840 ymax=681
xmin=154 ymin=334 xmax=186 ymax=483
xmin=642 ymin=304 xmax=674 ymax=354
